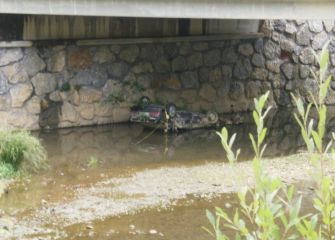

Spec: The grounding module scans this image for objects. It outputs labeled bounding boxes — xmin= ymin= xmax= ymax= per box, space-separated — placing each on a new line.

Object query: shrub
xmin=0 ymin=129 xmax=48 ymax=178
xmin=204 ymin=42 xmax=335 ymax=239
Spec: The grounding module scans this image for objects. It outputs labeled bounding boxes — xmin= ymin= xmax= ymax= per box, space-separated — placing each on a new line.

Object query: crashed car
xmin=130 ymin=96 xmax=219 ymax=131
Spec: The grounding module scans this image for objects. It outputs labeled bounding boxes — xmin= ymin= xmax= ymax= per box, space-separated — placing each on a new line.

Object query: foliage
xmin=60 ymin=82 xmax=71 ymax=92
xmin=0 ymin=129 xmax=48 ymax=178
xmin=204 ymin=42 xmax=335 ymax=239
xmin=106 ymin=93 xmax=125 ymax=104
xmin=87 ymin=156 xmax=99 ymax=168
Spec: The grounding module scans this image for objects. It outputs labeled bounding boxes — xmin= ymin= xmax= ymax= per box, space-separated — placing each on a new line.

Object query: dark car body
xmin=130 ymin=98 xmax=218 ymax=131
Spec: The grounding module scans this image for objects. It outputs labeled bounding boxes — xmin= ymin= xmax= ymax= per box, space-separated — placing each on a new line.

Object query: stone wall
xmin=1 ymin=19 xmax=335 ymax=130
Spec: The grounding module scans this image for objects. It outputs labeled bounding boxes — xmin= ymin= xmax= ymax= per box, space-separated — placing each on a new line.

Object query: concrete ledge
xmin=0 ymin=0 xmax=335 ymax=19
xmin=77 ymin=33 xmax=264 ymax=46
xmin=0 ymin=41 xmax=33 ymax=48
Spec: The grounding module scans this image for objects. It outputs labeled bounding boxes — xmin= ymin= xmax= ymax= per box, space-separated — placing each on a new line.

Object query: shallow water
xmin=0 ymin=109 xmax=329 ymax=239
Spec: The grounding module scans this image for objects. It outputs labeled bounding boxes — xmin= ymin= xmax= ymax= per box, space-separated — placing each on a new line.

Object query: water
xmin=0 ymin=109 xmax=328 ymax=239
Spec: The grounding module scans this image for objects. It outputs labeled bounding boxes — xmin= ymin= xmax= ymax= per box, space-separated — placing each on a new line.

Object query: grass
xmin=0 ymin=129 xmax=48 ymax=179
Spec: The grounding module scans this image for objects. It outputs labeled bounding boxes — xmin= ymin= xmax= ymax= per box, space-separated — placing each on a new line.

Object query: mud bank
xmin=1 ymin=153 xmax=328 ymax=239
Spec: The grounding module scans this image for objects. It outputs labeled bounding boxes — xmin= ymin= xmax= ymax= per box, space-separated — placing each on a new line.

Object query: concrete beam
xmin=0 ymin=0 xmax=334 ymax=19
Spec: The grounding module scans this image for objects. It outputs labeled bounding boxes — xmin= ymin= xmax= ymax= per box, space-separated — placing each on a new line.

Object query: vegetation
xmin=87 ymin=156 xmax=99 ymax=168
xmin=60 ymin=82 xmax=71 ymax=92
xmin=0 ymin=129 xmax=47 ymax=179
xmin=204 ymin=42 xmax=335 ymax=239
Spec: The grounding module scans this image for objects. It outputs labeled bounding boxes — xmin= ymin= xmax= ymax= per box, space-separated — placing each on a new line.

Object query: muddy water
xmin=0 ymin=110 xmax=326 ymax=239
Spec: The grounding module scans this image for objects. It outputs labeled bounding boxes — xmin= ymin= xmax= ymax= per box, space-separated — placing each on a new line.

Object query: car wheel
xmin=166 ymin=103 xmax=177 ymax=118
xmin=207 ymin=112 xmax=219 ymax=123
xmin=139 ymin=96 xmax=151 ymax=105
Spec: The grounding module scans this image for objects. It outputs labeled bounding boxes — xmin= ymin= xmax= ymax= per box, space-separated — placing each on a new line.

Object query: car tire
xmin=207 ymin=112 xmax=219 ymax=123
xmin=166 ymin=103 xmax=177 ymax=118
xmin=139 ymin=96 xmax=151 ymax=105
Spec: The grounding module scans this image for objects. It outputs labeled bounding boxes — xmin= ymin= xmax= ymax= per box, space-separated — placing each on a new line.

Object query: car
xmin=130 ymin=96 xmax=219 ymax=132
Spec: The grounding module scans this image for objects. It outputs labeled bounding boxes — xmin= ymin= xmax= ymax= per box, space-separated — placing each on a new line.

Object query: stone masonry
xmin=1 ymin=19 xmax=335 ymax=130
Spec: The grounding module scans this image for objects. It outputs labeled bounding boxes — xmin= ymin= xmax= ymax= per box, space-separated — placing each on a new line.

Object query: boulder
xmin=296 ymin=24 xmax=312 ymax=46
xmin=163 ymin=74 xmax=181 ymax=90
xmin=26 ymin=96 xmax=41 ymax=114
xmin=22 ymin=48 xmax=46 ymax=77
xmin=299 ymin=48 xmax=315 ymax=65
xmin=120 ymin=45 xmax=139 ymax=63
xmin=221 ymin=65 xmax=232 ymax=79
xmin=0 ymin=48 xmax=23 ymax=67
xmin=222 ymin=48 xmax=238 ymax=63
xmin=192 ymin=42 xmax=208 ymax=51
xmin=229 ymin=82 xmax=244 ymax=100
xmin=113 ymin=107 xmax=130 ymax=122
xmin=263 ymin=40 xmax=280 ymax=60
xmin=187 ymin=52 xmax=203 ymax=69
xmin=203 ymin=50 xmax=221 ymax=66
xmin=172 ymin=56 xmax=187 ymax=72
xmin=0 ymin=62 xmax=28 ymax=84
xmin=252 ymin=68 xmax=268 ymax=81
xmin=79 ymin=87 xmax=103 ymax=103
xmin=308 ymin=20 xmax=324 ymax=33
xmin=245 ymin=81 xmax=261 ymax=98
xmin=154 ymin=57 xmax=170 ymax=73
xmin=47 ymin=49 xmax=66 ymax=72
xmin=180 ymin=71 xmax=199 ymax=88
xmin=251 ymin=53 xmax=265 ymax=67
xmin=31 ymin=73 xmax=57 ymax=96
xmin=61 ymin=102 xmax=78 ymax=122
xmin=103 ymin=79 xmax=123 ymax=97
xmin=181 ymin=90 xmax=198 ymax=103
xmin=233 ymin=59 xmax=252 ymax=80
xmin=78 ymin=104 xmax=95 ymax=120
xmin=281 ymin=63 xmax=294 ymax=80
xmin=93 ymin=46 xmax=115 ymax=64
xmin=238 ymin=43 xmax=254 ymax=56
xmin=199 ymin=83 xmax=216 ymax=102
xmin=132 ymin=62 xmax=153 ymax=74
xmin=10 ymin=83 xmax=33 ymax=108
xmin=0 ymin=94 xmax=11 ymax=111
xmin=312 ymin=32 xmax=328 ymax=50
xmin=266 ymin=59 xmax=281 ymax=73
xmin=108 ymin=62 xmax=129 ymax=78
xmin=323 ymin=20 xmax=334 ymax=32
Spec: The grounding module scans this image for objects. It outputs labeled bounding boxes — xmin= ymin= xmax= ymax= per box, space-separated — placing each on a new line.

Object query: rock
xmin=229 ymin=82 xmax=244 ymax=100
xmin=181 ymin=90 xmax=198 ymax=103
xmin=93 ymin=46 xmax=115 ymax=64
xmin=31 ymin=73 xmax=57 ymax=96
xmin=245 ymin=81 xmax=261 ymax=98
xmin=209 ymin=67 xmax=222 ymax=84
xmin=0 ymin=48 xmax=23 ymax=67
xmin=222 ymin=48 xmax=238 ymax=63
xmin=296 ymin=24 xmax=312 ymax=46
xmin=0 ymin=94 xmax=11 ymax=111
xmin=308 ymin=20 xmax=324 ymax=33
xmin=155 ymin=89 xmax=178 ymax=103
xmin=271 ymin=32 xmax=283 ymax=43
xmin=254 ymin=38 xmax=264 ymax=53
xmin=61 ymin=102 xmax=78 ymax=122
xmin=281 ymin=63 xmax=294 ymax=80
xmin=285 ymin=23 xmax=297 ymax=34
xmin=172 ymin=56 xmax=187 ymax=72
xmin=149 ymin=229 xmax=158 ymax=235
xmin=179 ymin=42 xmax=192 ymax=56
xmin=78 ymin=104 xmax=95 ymax=120
xmin=198 ymin=67 xmax=209 ymax=83
xmin=203 ymin=50 xmax=221 ymax=66
xmin=221 ymin=65 xmax=232 ymax=79
xmin=199 ymin=83 xmax=216 ymax=102
xmin=137 ymin=74 xmax=153 ymax=88
xmin=94 ymin=103 xmax=113 ymax=117
xmin=120 ymin=45 xmax=140 ymax=63
xmin=10 ymin=83 xmax=33 ymax=108
xmin=312 ymin=32 xmax=328 ymax=50
xmin=8 ymin=109 xmax=39 ymax=129
xmin=268 ymin=73 xmax=282 ymax=89
xmin=140 ymin=45 xmax=163 ymax=61
xmin=280 ymin=39 xmax=296 ymax=53
xmin=263 ymin=40 xmax=280 ymax=60
xmin=238 ymin=43 xmax=254 ymax=56
xmin=154 ymin=57 xmax=170 ymax=73
xmin=323 ymin=20 xmax=334 ymax=32
xmin=0 ymin=62 xmax=29 ymax=84
xmin=251 ymin=53 xmax=265 ymax=67
xmin=108 ymin=62 xmax=129 ymax=78
xmin=187 ymin=52 xmax=203 ymax=69
xmin=50 ymin=90 xmax=62 ymax=102
xmin=273 ymin=20 xmax=286 ymax=32
xmin=132 ymin=62 xmax=153 ymax=74
xmin=22 ymin=48 xmax=46 ymax=77
xmin=180 ymin=71 xmax=199 ymax=88
xmin=26 ymin=96 xmax=41 ymax=114
xmin=299 ymin=48 xmax=315 ymax=65
xmin=300 ymin=65 xmax=310 ymax=79
xmin=193 ymin=42 xmax=208 ymax=51
xmin=110 ymin=45 xmax=121 ymax=54
xmin=68 ymin=47 xmax=92 ymax=69
xmin=47 ymin=49 xmax=66 ymax=72
xmin=71 ymin=68 xmax=108 ymax=88
xmin=113 ymin=107 xmax=130 ymax=122
xmin=285 ymin=80 xmax=295 ymax=91
xmin=233 ymin=58 xmax=252 ymax=80
xmin=163 ymin=74 xmax=181 ymax=90
xmin=252 ymin=68 xmax=268 ymax=81
xmin=266 ymin=59 xmax=281 ymax=73
xmin=102 ymin=79 xmax=123 ymax=97
xmin=0 ymin=71 xmax=8 ymax=94
xmin=79 ymin=87 xmax=102 ymax=103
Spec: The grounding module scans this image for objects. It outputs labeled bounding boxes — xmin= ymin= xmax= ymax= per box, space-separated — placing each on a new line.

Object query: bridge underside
xmin=0 ymin=0 xmax=334 ymax=19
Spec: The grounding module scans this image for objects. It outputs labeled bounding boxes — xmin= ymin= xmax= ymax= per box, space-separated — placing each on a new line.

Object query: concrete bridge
xmin=0 ymin=0 xmax=334 ymax=19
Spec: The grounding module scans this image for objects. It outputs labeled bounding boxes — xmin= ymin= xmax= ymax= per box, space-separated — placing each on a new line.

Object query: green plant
xmin=106 ymin=93 xmax=125 ymax=104
xmin=0 ymin=129 xmax=48 ymax=178
xmin=204 ymin=42 xmax=335 ymax=239
xmin=60 ymin=82 xmax=71 ymax=92
xmin=87 ymin=156 xmax=99 ymax=168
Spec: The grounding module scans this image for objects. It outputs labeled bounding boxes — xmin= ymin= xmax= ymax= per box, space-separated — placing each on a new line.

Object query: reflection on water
xmin=1 ymin=108 xmax=335 ymax=239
